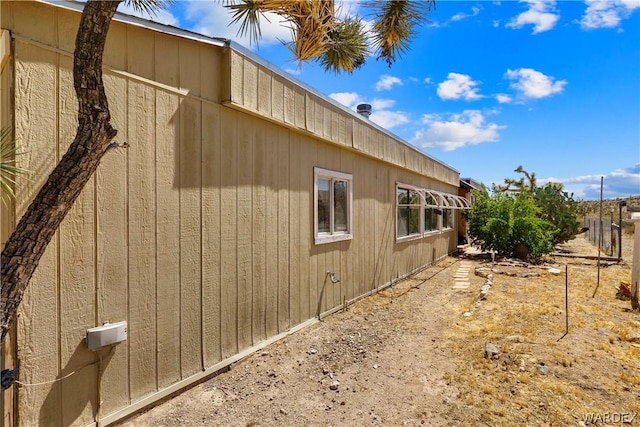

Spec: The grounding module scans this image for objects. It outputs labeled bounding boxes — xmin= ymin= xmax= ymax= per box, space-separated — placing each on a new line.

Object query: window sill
xmin=315 ymin=233 xmax=353 ymax=245
xmin=396 ymin=229 xmax=452 ymax=243
xmin=396 ymin=234 xmax=423 ymax=243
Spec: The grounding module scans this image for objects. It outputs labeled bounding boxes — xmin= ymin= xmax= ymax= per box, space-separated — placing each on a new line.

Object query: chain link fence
xmin=584 ymin=215 xmax=619 ymax=257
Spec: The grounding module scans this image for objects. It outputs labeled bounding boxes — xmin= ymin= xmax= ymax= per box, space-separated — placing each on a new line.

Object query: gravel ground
xmin=118 ymin=256 xmax=471 ymax=427
xmin=118 ymin=233 xmax=636 ymax=427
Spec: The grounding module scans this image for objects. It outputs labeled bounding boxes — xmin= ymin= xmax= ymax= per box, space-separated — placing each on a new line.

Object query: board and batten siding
xmin=1 ymin=26 xmax=17 ymax=427
xmin=1 ymin=2 xmax=459 ymax=426
xmin=224 ymin=49 xmax=459 ymax=189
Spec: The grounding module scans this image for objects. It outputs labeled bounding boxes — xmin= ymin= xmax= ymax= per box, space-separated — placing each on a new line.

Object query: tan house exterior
xmin=0 ymin=1 xmax=467 ymax=425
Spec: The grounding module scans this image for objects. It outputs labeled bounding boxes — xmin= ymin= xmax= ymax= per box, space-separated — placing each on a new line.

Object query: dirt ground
xmin=118 ymin=234 xmax=637 ymax=427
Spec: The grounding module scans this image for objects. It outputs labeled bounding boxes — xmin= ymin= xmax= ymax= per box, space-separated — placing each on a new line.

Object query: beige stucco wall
xmin=2 ymin=2 xmax=459 ymax=426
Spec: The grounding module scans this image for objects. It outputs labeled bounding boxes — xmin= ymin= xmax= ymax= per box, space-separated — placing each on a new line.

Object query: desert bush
xmin=534 ymin=183 xmax=581 ymax=244
xmin=467 ymin=167 xmax=583 ymax=259
xmin=468 ymin=189 xmax=553 ymax=259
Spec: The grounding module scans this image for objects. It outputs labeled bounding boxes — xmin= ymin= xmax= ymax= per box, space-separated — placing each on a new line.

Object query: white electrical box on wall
xmin=86 ymin=321 xmax=127 ymax=350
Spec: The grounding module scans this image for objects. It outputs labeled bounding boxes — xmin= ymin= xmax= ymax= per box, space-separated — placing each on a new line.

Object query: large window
xmin=396 ymin=183 xmax=462 ymax=241
xmin=397 ymin=188 xmax=421 ymax=238
xmin=424 ymin=195 xmax=439 ymax=232
xmin=442 ymin=208 xmax=454 ymax=229
xmin=314 ymin=167 xmax=353 ymax=244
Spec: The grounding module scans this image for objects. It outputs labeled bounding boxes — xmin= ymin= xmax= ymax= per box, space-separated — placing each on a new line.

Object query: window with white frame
xmin=396 ymin=183 xmax=465 ymax=241
xmin=314 ymin=167 xmax=353 ymax=244
xmin=442 ymin=207 xmax=454 ymax=229
xmin=424 ymin=194 xmax=439 ymax=232
xmin=442 ymin=194 xmax=457 ymax=230
xmin=397 ymin=187 xmax=421 ymax=238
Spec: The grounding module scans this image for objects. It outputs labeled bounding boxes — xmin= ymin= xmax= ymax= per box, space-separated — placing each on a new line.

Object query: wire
xmin=15 ymin=346 xmax=115 ymax=387
xmin=15 ymin=369 xmax=79 ymax=387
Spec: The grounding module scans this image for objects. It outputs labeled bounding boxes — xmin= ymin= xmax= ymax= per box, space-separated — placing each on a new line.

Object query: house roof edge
xmin=38 ymin=0 xmax=460 ymax=178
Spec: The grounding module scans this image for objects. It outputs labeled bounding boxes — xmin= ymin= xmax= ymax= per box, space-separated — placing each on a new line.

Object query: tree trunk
xmin=1 ymin=0 xmax=122 ymax=344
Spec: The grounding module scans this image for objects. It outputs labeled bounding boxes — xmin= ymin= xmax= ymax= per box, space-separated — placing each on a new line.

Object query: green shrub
xmin=467 ymin=167 xmax=582 ymax=259
xmin=534 ymin=183 xmax=581 ymax=245
xmin=468 ymin=189 xmax=554 ymax=259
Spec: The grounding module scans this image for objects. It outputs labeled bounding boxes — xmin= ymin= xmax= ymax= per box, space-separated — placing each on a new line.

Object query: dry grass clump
xmin=446 ymin=239 xmax=639 ymax=426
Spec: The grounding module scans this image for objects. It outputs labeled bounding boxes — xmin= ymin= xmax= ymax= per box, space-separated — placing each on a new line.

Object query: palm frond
xmin=226 ymin=0 xmax=269 ymax=46
xmin=226 ymin=0 xmax=335 ymax=57
xmin=123 ymin=0 xmax=174 ymax=17
xmin=294 ymin=0 xmax=335 ymax=60
xmin=317 ymin=18 xmax=369 ymax=73
xmin=225 ymin=0 xmax=432 ymax=73
xmin=366 ymin=0 xmax=433 ymax=67
xmin=0 ymin=128 xmax=29 ymax=205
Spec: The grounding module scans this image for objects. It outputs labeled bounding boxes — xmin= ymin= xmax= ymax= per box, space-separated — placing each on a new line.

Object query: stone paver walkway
xmin=452 ymin=260 xmax=472 ymax=290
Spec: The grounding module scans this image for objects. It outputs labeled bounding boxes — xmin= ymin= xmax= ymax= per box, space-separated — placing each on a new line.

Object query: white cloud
xmin=370 ymin=110 xmax=410 ymax=129
xmin=451 ymin=6 xmax=481 ymax=22
xmin=116 ymin=3 xmax=179 ymax=26
xmin=284 ymin=67 xmax=302 ymax=76
xmin=542 ymin=164 xmax=640 ymax=199
xmin=506 ymin=0 xmax=560 ymax=34
xmin=375 ymin=75 xmax=403 ymax=91
xmin=334 ymin=0 xmax=365 ymax=20
xmin=184 ymin=2 xmax=292 ymax=49
xmin=329 ymin=92 xmax=362 ymax=108
xmin=505 ymin=68 xmax=566 ymax=99
xmin=370 ymin=98 xmax=396 ymax=110
xmin=437 ymin=73 xmax=483 ymax=101
xmin=580 ymin=0 xmax=640 ymax=30
xmin=328 ymin=93 xmax=409 ymax=129
xmin=410 ymin=110 xmax=505 ymax=151
xmin=495 ymin=94 xmax=513 ymax=104
xmin=115 ymin=1 xmax=294 ymax=50
xmin=424 ymin=4 xmax=481 ymax=28
xmin=176 ymin=0 xmax=374 ymax=53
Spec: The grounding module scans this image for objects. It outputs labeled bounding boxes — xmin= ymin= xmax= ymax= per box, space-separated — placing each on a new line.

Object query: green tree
xmin=497 ymin=165 xmax=537 ymax=193
xmin=468 ymin=189 xmax=554 ymax=259
xmin=468 ymin=167 xmax=581 ymax=259
xmin=534 ymin=182 xmax=580 ymax=244
xmin=1 ymin=0 xmax=434 ymax=360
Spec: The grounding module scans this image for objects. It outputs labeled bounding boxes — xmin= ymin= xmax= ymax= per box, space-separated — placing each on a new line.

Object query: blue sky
xmin=119 ymin=0 xmax=640 ymax=200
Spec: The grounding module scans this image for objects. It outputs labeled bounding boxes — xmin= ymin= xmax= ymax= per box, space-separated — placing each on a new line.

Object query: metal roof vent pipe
xmin=356 ymin=103 xmax=372 ymax=118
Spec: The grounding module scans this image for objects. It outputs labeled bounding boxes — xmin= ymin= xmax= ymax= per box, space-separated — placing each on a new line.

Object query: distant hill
xmin=578 ymin=195 xmax=640 ymax=216
xmin=577 ymin=195 xmax=640 ymax=234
